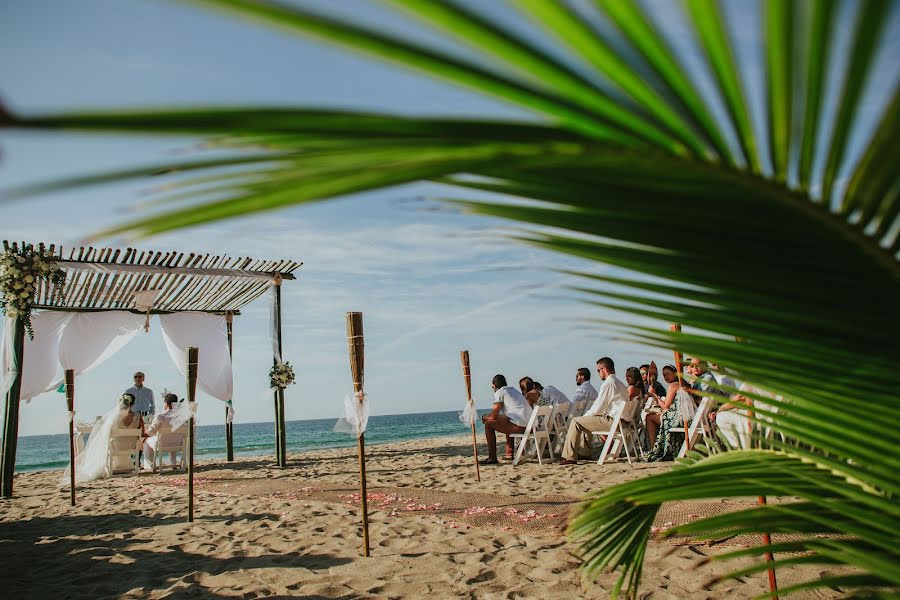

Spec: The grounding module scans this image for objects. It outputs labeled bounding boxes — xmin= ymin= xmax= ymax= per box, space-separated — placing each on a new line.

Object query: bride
xmin=62 ymin=393 xmax=145 ymax=484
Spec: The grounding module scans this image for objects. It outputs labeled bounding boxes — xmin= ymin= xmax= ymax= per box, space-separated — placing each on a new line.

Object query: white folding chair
xmin=511 ymin=405 xmax=554 ymax=466
xmin=107 ymin=428 xmax=142 ymax=476
xmin=591 ymin=403 xmax=633 ymax=466
xmin=547 ymin=402 xmax=569 ymax=455
xmin=154 ymin=432 xmax=187 ymax=472
xmin=674 ymin=396 xmax=714 ymax=458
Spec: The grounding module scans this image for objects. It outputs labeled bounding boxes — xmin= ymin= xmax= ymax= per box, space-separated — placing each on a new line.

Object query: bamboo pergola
xmin=1 ymin=241 xmax=301 ymax=498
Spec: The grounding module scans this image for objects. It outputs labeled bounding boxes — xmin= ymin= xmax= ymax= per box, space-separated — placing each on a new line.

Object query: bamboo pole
xmin=65 ymin=369 xmax=76 ymax=506
xmin=186 ymin=347 xmax=198 ymax=523
xmin=225 ymin=313 xmax=234 ymax=462
xmin=346 ymin=312 xmax=370 ymax=557
xmin=0 ymin=317 xmax=25 ymax=498
xmin=669 ymin=323 xmax=691 ymax=451
xmin=272 ymin=276 xmax=286 ymax=467
xmin=460 ymin=350 xmax=480 ymax=482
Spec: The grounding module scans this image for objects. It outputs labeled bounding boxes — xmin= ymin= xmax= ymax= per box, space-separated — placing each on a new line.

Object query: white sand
xmin=0 ymin=434 xmax=848 ymax=598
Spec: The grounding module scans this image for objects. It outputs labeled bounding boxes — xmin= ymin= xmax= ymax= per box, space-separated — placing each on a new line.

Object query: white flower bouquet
xmin=0 ymin=247 xmax=66 ymax=338
xmin=269 ymin=361 xmax=296 ymax=390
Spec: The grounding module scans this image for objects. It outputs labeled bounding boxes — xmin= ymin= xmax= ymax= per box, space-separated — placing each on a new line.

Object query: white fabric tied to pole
xmin=459 ymin=399 xmax=477 ymax=428
xmin=267 ymin=282 xmax=281 ymax=362
xmin=159 ymin=312 xmax=233 ymax=402
xmin=226 ymin=400 xmax=235 ymax=424
xmin=58 ymin=312 xmax=145 ymax=376
xmin=677 ymin=388 xmax=696 ymax=422
xmin=170 ymin=400 xmax=198 ymax=432
xmin=334 ymin=392 xmax=369 ymax=438
xmin=68 ymin=411 xmax=75 ymax=423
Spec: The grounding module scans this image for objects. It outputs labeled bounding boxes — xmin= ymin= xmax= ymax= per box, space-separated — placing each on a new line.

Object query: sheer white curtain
xmin=20 ymin=311 xmax=73 ymax=401
xmin=58 ymin=312 xmax=145 ymax=376
xmin=2 ymin=311 xmax=147 ymax=402
xmin=1 ymin=317 xmax=17 ymax=396
xmin=159 ymin=312 xmax=232 ymax=402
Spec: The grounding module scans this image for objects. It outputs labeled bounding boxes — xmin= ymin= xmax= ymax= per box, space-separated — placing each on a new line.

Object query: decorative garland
xmin=269 ymin=361 xmax=296 ymax=390
xmin=0 ymin=247 xmax=66 ymax=338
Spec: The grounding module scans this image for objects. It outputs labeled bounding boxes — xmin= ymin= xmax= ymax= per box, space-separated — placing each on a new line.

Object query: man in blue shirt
xmin=126 ymin=371 xmax=155 ymax=417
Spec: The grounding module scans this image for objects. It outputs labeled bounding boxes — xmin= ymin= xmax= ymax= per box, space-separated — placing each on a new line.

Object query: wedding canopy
xmin=1 ymin=241 xmax=301 ymax=497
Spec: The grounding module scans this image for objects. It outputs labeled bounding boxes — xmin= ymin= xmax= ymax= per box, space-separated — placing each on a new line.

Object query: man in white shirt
xmin=481 ymin=374 xmax=533 ymax=464
xmin=126 ymin=371 xmax=155 ymax=417
xmin=572 ymin=367 xmax=598 ymax=414
xmin=560 ymin=357 xmax=630 ymax=464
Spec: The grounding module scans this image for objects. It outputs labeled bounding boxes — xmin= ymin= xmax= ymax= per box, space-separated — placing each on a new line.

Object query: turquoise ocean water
xmin=14 ymin=410 xmax=484 ymax=473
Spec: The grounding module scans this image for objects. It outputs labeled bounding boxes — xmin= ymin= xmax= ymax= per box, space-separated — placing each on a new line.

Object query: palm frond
xmin=2 ymin=0 xmax=899 ymax=597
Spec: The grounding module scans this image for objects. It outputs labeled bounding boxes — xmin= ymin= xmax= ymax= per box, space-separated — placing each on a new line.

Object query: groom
xmin=126 ymin=371 xmax=155 ymax=418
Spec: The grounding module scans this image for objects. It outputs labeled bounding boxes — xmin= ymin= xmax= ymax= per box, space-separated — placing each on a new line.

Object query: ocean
xmin=14 ymin=410 xmax=484 ymax=473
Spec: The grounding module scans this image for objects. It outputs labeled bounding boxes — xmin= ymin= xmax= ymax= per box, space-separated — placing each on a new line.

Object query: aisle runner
xmin=153 ymin=476 xmax=768 ymax=545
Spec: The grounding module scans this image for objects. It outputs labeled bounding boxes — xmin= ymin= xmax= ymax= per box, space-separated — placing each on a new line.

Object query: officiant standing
xmin=126 ymin=371 xmax=155 ymax=418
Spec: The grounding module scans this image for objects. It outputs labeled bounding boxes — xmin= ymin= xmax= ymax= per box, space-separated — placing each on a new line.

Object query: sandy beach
xmin=1 ymin=434 xmax=846 ymax=599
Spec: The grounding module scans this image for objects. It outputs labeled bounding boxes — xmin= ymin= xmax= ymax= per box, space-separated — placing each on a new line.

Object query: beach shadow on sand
xmin=0 ymin=512 xmax=353 ymax=598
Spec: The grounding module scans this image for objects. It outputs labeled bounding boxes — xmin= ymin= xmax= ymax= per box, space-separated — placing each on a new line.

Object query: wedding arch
xmin=1 ymin=241 xmax=301 ymax=498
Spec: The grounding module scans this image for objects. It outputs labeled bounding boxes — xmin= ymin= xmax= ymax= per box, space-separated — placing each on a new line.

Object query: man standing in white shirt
xmin=560 ymin=357 xmax=629 ymax=464
xmin=126 ymin=371 xmax=155 ymax=418
xmin=481 ymin=374 xmax=533 ymax=464
xmin=572 ymin=367 xmax=598 ymax=414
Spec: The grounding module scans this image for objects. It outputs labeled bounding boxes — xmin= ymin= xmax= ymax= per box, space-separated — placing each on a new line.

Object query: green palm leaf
xmin=3 ymin=1 xmax=899 ymax=597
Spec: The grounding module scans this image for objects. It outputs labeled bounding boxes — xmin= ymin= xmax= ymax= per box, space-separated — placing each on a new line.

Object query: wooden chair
xmin=107 ymin=428 xmax=142 ymax=476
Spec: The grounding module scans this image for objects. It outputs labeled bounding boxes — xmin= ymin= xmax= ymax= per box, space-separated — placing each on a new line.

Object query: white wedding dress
xmin=61 ymin=405 xmax=134 ymax=485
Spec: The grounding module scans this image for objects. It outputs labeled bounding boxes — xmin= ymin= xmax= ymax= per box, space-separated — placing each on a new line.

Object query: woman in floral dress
xmin=646 ymin=365 xmax=690 ymax=461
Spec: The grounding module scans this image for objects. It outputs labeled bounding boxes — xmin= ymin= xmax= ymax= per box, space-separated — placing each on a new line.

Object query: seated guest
xmin=559 ymin=357 xmax=629 ymax=465
xmin=714 ymin=383 xmax=774 ymax=449
xmin=141 ymin=393 xmax=184 ymax=469
xmin=481 ymin=374 xmax=533 ymax=464
xmin=625 ymin=366 xmax=645 ymax=401
xmin=534 ymin=382 xmax=570 ymax=410
xmin=572 ymin=367 xmax=598 ymax=414
xmin=688 ymin=358 xmax=728 ymax=399
xmin=519 ymin=376 xmax=541 ymax=407
xmin=641 ymin=363 xmax=667 ymax=397
xmin=646 ymin=366 xmax=692 ymax=461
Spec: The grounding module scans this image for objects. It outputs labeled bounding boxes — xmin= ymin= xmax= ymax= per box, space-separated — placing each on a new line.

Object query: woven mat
xmin=158 ymin=476 xmax=787 ymax=546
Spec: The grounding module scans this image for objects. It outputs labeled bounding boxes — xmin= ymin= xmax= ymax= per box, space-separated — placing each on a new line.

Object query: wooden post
xmin=748 ymin=403 xmax=778 ymax=598
xmin=272 ymin=277 xmax=286 ymax=467
xmin=346 ymin=312 xmax=370 ymax=557
xmin=1 ymin=317 xmax=25 ymax=499
xmin=669 ymin=323 xmax=691 ymax=451
xmin=65 ymin=369 xmax=76 ymax=506
xmin=225 ymin=313 xmax=234 ymax=462
xmin=460 ymin=350 xmax=480 ymax=482
xmin=186 ymin=346 xmax=198 ymax=523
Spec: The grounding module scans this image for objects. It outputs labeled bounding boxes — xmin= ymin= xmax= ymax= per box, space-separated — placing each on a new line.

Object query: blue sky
xmin=1 ymin=0 xmax=898 ymax=436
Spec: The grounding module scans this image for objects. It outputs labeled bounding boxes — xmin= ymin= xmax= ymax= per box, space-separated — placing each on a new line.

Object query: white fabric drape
xmin=58 ymin=312 xmax=145 ymax=376
xmin=267 ymin=283 xmax=281 ymax=362
xmin=20 ymin=312 xmax=73 ymax=401
xmin=1 ymin=317 xmax=18 ymax=396
xmin=459 ymin=399 xmax=477 ymax=428
xmin=159 ymin=312 xmax=233 ymax=402
xmin=334 ymin=392 xmax=370 ymax=438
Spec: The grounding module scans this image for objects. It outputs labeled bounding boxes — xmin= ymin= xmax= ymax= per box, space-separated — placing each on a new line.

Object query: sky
xmin=1 ymin=0 xmax=898 ymax=437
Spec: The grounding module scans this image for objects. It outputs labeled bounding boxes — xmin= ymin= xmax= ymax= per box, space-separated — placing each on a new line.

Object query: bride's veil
xmin=61 ymin=404 xmax=129 ymax=485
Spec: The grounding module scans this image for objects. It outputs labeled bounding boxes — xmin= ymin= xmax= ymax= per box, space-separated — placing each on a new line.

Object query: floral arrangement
xmin=269 ymin=361 xmax=296 ymax=390
xmin=0 ymin=246 xmax=66 ymax=338
xmin=118 ymin=393 xmax=135 ymax=410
